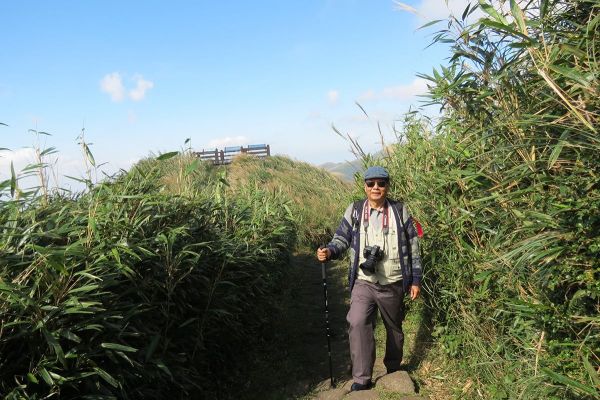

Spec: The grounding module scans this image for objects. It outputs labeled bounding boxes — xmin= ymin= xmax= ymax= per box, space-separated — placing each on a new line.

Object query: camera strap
xmin=362 ymin=200 xmax=390 ymax=235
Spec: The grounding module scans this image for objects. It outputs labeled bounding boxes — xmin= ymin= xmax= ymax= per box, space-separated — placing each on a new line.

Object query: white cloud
xmin=100 ymin=72 xmax=154 ymax=102
xmin=415 ymin=0 xmax=474 ymax=20
xmin=0 ymin=147 xmax=61 ymax=190
xmin=129 ymin=75 xmax=154 ymax=101
xmin=396 ymin=0 xmax=521 ymax=24
xmin=382 ymin=78 xmax=429 ymax=100
xmin=327 ymin=90 xmax=339 ymax=104
xmin=207 ymin=136 xmax=250 ymax=149
xmin=360 ymin=89 xmax=376 ymax=101
xmin=100 ymin=72 xmax=125 ymax=102
xmin=0 ymin=148 xmax=36 ymax=171
xmin=0 ymin=145 xmax=146 ymax=194
xmin=359 ymin=78 xmax=429 ymax=102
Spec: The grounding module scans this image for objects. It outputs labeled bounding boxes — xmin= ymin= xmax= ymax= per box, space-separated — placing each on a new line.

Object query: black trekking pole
xmin=319 ymin=247 xmax=335 ymax=388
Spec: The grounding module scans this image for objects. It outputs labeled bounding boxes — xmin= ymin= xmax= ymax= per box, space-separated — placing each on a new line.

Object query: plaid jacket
xmin=326 ymin=199 xmax=422 ymax=292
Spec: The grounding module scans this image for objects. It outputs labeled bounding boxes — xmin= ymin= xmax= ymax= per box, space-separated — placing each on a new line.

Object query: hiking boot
xmin=350 ymin=381 xmax=372 ymax=391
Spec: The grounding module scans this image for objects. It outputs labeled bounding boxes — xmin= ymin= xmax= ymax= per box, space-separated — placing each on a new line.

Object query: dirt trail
xmin=248 ymin=251 xmax=432 ymax=400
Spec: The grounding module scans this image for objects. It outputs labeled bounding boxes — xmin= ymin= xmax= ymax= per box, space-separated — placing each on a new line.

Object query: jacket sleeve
xmin=326 ymin=203 xmax=355 ymax=260
xmin=402 ymin=205 xmax=423 ymax=286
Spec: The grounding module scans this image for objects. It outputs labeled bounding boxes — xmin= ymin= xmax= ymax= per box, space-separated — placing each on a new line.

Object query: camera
xmin=359 ymin=245 xmax=383 ymax=274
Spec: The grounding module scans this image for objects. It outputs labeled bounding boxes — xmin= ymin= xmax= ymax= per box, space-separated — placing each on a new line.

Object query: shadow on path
xmin=242 ymin=252 xmax=437 ymax=399
xmin=242 ymin=251 xmax=351 ymax=399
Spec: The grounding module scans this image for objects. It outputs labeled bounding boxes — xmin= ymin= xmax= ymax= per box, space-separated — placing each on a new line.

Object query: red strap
xmin=363 ymin=200 xmax=389 ymax=234
xmin=362 ymin=200 xmax=370 ymax=228
xmin=382 ymin=203 xmax=389 ymax=234
xmin=413 ymin=218 xmax=424 ymax=238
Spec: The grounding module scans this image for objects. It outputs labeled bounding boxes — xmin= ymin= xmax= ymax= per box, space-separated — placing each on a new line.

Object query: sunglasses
xmin=365 ymin=180 xmax=388 ymax=188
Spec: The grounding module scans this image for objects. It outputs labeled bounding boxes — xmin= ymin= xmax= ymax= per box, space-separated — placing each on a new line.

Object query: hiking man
xmin=316 ymin=166 xmax=422 ymax=391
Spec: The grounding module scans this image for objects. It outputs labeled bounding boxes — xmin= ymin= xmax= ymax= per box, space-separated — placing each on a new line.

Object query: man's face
xmin=364 ymin=179 xmax=388 ymax=203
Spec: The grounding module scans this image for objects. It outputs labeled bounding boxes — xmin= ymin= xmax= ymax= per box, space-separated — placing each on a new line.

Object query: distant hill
xmin=319 ymin=158 xmax=363 ymax=182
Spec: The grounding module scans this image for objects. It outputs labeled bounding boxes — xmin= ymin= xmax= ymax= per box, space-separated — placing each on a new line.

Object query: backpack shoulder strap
xmin=351 ymin=199 xmax=366 ymax=230
xmin=388 ymin=199 xmax=405 ymax=231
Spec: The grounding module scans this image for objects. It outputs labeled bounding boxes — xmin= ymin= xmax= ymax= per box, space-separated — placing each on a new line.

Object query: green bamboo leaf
xmin=588 ymin=11 xmax=600 ymax=31
xmin=93 ymin=367 xmax=119 ymax=388
xmin=22 ymin=162 xmax=47 ymax=172
xmin=49 ymin=371 xmax=66 ymax=382
xmin=0 ymin=178 xmax=10 ymax=192
xmin=10 ymin=161 xmax=16 ymax=197
xmin=509 ymin=0 xmax=527 ymax=33
xmin=478 ymin=0 xmax=508 ymax=24
xmin=39 ymin=367 xmax=53 ymax=385
xmin=40 ymin=147 xmax=58 ymax=156
xmin=100 ymin=342 xmax=138 ymax=353
xmin=178 ymin=317 xmax=198 ymax=328
xmin=548 ymin=130 xmax=569 ymax=169
xmin=184 ymin=159 xmax=200 ymax=176
xmin=157 ymin=151 xmax=179 ymax=161
xmin=145 ymin=335 xmax=160 ymax=362
xmin=559 ymin=44 xmax=587 ymax=59
xmin=418 ymin=19 xmax=443 ymax=30
xmin=27 ymin=373 xmax=39 ymax=384
xmin=83 ymin=142 xmax=96 ymax=167
xmin=60 ymin=329 xmax=82 ymax=343
xmin=540 ymin=0 xmax=548 ymax=17
xmin=115 ymin=351 xmax=135 ymax=366
xmin=65 ymin=175 xmax=89 ymax=184
xmin=461 ymin=3 xmax=471 ymax=21
xmin=42 ymin=328 xmax=67 ymax=368
xmin=154 ymin=360 xmax=172 ymax=378
xmin=479 ymin=18 xmax=530 ymax=41
xmin=68 ymin=284 xmax=100 ymax=294
xmin=3 ymin=320 xmax=29 ymax=328
xmin=474 ymin=270 xmax=493 ymax=282
xmin=74 ymin=271 xmax=102 ymax=281
xmin=582 ymin=354 xmax=600 ymax=387
xmin=548 ymin=64 xmax=592 ymax=87
xmin=542 ymin=368 xmax=599 ymax=397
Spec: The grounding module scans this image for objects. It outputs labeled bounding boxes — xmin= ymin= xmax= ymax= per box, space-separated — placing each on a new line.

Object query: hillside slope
xmin=226 ymin=155 xmax=352 ymax=247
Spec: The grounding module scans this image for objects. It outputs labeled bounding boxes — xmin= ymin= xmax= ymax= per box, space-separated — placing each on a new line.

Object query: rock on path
xmin=312 ymin=371 xmax=428 ymax=400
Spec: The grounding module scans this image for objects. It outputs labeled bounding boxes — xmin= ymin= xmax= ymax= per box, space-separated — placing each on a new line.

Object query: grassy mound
xmin=225 ymin=154 xmax=351 ymax=248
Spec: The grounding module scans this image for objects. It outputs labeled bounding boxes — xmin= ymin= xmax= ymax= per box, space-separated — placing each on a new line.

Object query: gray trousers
xmin=347 ymin=279 xmax=405 ymax=384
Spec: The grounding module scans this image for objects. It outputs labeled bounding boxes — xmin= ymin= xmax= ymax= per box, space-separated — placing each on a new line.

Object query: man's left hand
xmin=410 ymin=285 xmax=420 ymax=300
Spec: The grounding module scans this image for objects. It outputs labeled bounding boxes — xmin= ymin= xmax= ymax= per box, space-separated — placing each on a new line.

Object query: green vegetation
xmin=0 ymin=149 xmax=347 ymax=399
xmin=368 ymin=0 xmax=598 ymax=398
xmin=2 ymin=1 xmax=598 ymax=399
xmin=225 ymin=154 xmax=350 ymax=248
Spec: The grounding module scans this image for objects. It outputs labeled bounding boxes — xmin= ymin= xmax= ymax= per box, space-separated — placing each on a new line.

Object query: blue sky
xmin=1 ymin=0 xmax=472 ymax=188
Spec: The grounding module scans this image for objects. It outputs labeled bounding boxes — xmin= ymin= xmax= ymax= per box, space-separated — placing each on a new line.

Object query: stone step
xmin=311 ymin=371 xmax=428 ymax=400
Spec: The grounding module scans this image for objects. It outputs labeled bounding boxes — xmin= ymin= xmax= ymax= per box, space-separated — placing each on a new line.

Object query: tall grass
xmin=0 ymin=150 xmax=304 ymax=398
xmin=375 ymin=0 xmax=599 ymax=398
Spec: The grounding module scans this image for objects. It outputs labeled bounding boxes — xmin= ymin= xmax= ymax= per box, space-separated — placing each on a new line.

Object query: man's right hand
xmin=316 ymin=247 xmax=331 ymax=262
